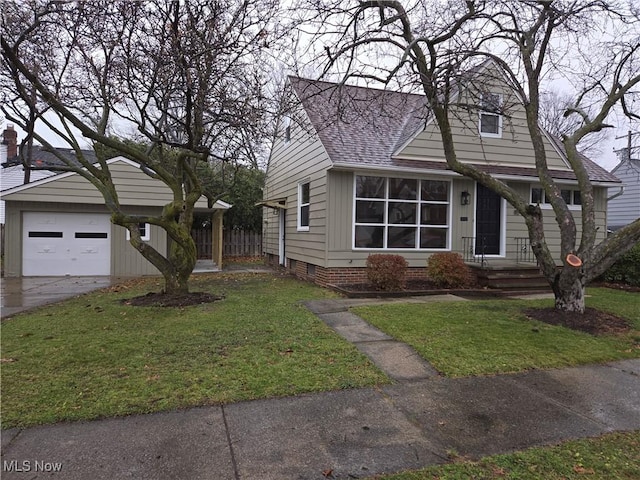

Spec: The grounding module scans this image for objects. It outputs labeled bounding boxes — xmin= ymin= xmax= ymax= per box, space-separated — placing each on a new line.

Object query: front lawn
xmin=353 ymin=288 xmax=640 ymax=377
xmin=1 ymin=273 xmax=388 ymax=429
xmin=369 ymin=431 xmax=640 ymax=480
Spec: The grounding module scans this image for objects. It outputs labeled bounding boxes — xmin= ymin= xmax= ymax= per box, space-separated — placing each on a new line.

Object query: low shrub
xmin=602 ymin=242 xmax=640 ymax=286
xmin=427 ymin=252 xmax=474 ymax=288
xmin=366 ymin=254 xmax=408 ymax=291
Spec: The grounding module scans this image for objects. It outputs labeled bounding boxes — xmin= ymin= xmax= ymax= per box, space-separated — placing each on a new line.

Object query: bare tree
xmin=295 ymin=0 xmax=640 ymax=312
xmin=539 ymin=90 xmax=610 ymax=158
xmin=1 ymin=0 xmax=280 ymax=294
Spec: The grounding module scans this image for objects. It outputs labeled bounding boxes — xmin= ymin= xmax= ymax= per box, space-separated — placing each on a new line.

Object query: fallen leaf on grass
xmin=573 ymin=465 xmax=595 ymax=474
xmin=1 ymin=358 xmax=17 ymax=363
xmin=491 ymin=465 xmax=507 ymax=476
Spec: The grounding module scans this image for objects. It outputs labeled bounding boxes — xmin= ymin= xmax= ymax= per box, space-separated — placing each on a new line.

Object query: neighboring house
xmin=1 ymin=165 xmax=56 ymax=224
xmin=1 ymin=156 xmax=230 ymax=277
xmin=261 ymin=63 xmax=620 ymax=286
xmin=1 ymin=126 xmax=93 ymax=223
xmin=607 ymin=156 xmax=640 ymax=231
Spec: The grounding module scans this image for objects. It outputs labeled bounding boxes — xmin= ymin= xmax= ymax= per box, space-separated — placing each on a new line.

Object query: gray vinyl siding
xmin=111 ymin=206 xmax=166 ymax=276
xmin=608 ymin=160 xmax=640 ymax=229
xmin=3 ymin=201 xmax=165 ymax=277
xmin=263 ymin=111 xmax=333 ymax=267
xmin=397 ymin=68 xmax=569 ymax=171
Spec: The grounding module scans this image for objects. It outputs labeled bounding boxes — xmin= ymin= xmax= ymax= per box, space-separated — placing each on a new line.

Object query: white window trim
xmin=479 ymin=93 xmax=503 ymax=138
xmin=352 ymin=174 xmax=452 ymax=251
xmin=126 ymin=223 xmax=151 ymax=242
xmin=297 ymin=181 xmax=310 ymax=231
xmin=530 ymin=186 xmax=583 ymax=211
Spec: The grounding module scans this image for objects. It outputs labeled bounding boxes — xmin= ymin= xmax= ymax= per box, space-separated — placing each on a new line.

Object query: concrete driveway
xmin=1 ymin=276 xmax=123 ymax=318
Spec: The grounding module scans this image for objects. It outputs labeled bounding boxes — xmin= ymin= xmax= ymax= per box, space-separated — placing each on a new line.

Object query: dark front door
xmin=475 ymin=184 xmax=501 ymax=255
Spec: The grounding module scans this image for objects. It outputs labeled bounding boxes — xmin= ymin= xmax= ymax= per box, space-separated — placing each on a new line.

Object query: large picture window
xmin=298 ymin=181 xmax=310 ymax=231
xmin=354 ymin=175 xmax=450 ymax=249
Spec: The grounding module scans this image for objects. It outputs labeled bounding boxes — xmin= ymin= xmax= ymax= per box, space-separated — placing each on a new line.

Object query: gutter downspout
xmin=607 ymin=185 xmax=625 ymax=201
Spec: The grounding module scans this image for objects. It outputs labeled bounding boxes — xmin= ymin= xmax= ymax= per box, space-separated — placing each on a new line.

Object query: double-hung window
xmin=298 ymin=181 xmax=310 ymax=231
xmin=354 ymin=175 xmax=450 ymax=249
xmin=531 ymin=187 xmax=582 ymax=206
xmin=479 ymin=93 xmax=502 ymax=138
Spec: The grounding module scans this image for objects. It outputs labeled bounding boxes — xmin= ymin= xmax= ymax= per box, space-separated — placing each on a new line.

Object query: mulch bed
xmin=331 ymin=279 xmax=502 ymax=299
xmin=524 ymin=307 xmax=632 ymax=336
xmin=121 ymin=292 xmax=224 ymax=307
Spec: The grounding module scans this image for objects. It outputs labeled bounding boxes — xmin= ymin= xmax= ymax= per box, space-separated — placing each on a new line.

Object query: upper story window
xmin=531 ymin=187 xmax=582 ymax=207
xmin=354 ymin=175 xmax=450 ymax=250
xmin=298 ymin=181 xmax=310 ymax=231
xmin=479 ymin=93 xmax=502 ymax=138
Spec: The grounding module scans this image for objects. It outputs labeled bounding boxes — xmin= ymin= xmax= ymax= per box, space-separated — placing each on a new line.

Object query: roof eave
xmin=329 ymin=161 xmax=621 ymax=186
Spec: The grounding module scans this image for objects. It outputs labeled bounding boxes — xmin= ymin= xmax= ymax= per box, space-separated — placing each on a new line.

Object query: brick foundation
xmin=272 ymin=257 xmax=428 ymax=287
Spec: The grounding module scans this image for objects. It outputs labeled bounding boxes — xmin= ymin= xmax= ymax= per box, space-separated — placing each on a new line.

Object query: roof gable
xmin=289 ymin=72 xmax=618 ymax=185
xmin=0 ymin=156 xmax=228 ymax=208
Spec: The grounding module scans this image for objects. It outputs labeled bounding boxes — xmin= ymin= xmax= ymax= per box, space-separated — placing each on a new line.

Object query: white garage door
xmin=23 ymin=212 xmax=111 ymax=276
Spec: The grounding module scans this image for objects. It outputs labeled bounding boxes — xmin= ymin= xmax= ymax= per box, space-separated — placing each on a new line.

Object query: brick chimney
xmin=3 ymin=125 xmax=18 ymax=158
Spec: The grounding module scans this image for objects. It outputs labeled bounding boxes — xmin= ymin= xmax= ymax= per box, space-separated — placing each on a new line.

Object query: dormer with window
xmin=479 ymin=93 xmax=503 ymax=138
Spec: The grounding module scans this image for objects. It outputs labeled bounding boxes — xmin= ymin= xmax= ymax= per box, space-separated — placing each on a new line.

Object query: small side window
xmin=126 ymin=223 xmax=151 ymax=242
xmin=298 ymin=182 xmax=310 ymax=231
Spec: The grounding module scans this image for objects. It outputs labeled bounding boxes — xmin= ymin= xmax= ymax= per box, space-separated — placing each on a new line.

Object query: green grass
xmin=369 ymin=431 xmax=640 ymax=479
xmin=353 ymin=288 xmax=640 ymax=377
xmin=1 ymin=273 xmax=388 ymax=428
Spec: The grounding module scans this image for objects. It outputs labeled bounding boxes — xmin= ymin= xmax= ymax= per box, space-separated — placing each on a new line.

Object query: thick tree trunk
xmin=164 ymin=233 xmax=197 ymax=295
xmin=552 ymin=270 xmax=586 ymax=313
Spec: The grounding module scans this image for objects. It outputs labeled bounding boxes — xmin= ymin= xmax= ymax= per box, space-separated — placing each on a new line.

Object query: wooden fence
xmin=223 ymin=229 xmax=262 ymax=257
xmin=190 ymin=228 xmax=262 ymax=259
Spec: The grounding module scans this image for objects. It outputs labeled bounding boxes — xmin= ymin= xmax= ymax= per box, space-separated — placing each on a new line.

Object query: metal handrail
xmin=514 ymin=237 xmax=536 ymax=264
xmin=461 ymin=236 xmax=487 ymax=267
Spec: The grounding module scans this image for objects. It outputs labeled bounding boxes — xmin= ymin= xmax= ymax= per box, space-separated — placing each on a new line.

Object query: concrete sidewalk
xmin=2 ymin=290 xmax=639 ymax=479
xmin=2 ymin=360 xmax=639 ymax=479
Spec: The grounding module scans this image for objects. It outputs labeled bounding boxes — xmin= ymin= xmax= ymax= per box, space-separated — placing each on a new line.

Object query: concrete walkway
xmin=2 ymin=289 xmax=639 ymax=479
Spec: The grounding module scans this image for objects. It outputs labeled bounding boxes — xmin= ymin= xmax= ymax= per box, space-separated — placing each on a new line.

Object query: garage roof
xmin=0 ymin=156 xmax=230 ymax=209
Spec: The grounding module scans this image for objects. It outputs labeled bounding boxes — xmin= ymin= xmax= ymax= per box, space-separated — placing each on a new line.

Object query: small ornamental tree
xmin=427 ymin=253 xmax=474 ymax=288
xmin=366 ymin=254 xmax=408 ymax=291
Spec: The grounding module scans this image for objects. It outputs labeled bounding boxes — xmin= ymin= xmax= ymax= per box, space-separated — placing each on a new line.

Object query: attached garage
xmin=22 ymin=212 xmax=111 ymax=276
xmin=1 ymin=156 xmax=229 ymax=277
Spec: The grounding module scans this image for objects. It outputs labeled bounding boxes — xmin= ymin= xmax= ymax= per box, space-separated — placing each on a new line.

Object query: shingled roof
xmin=288 ymin=76 xmax=620 ymax=184
xmin=289 ymin=77 xmax=427 ymax=167
xmin=3 ymin=145 xmax=96 ymax=169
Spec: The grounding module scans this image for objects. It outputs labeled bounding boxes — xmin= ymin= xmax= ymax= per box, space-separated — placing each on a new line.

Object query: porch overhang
xmin=256 ymin=198 xmax=287 ymax=209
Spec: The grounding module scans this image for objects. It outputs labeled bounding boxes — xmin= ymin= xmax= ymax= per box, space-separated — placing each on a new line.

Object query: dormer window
xmin=479 ymin=93 xmax=502 ymax=138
